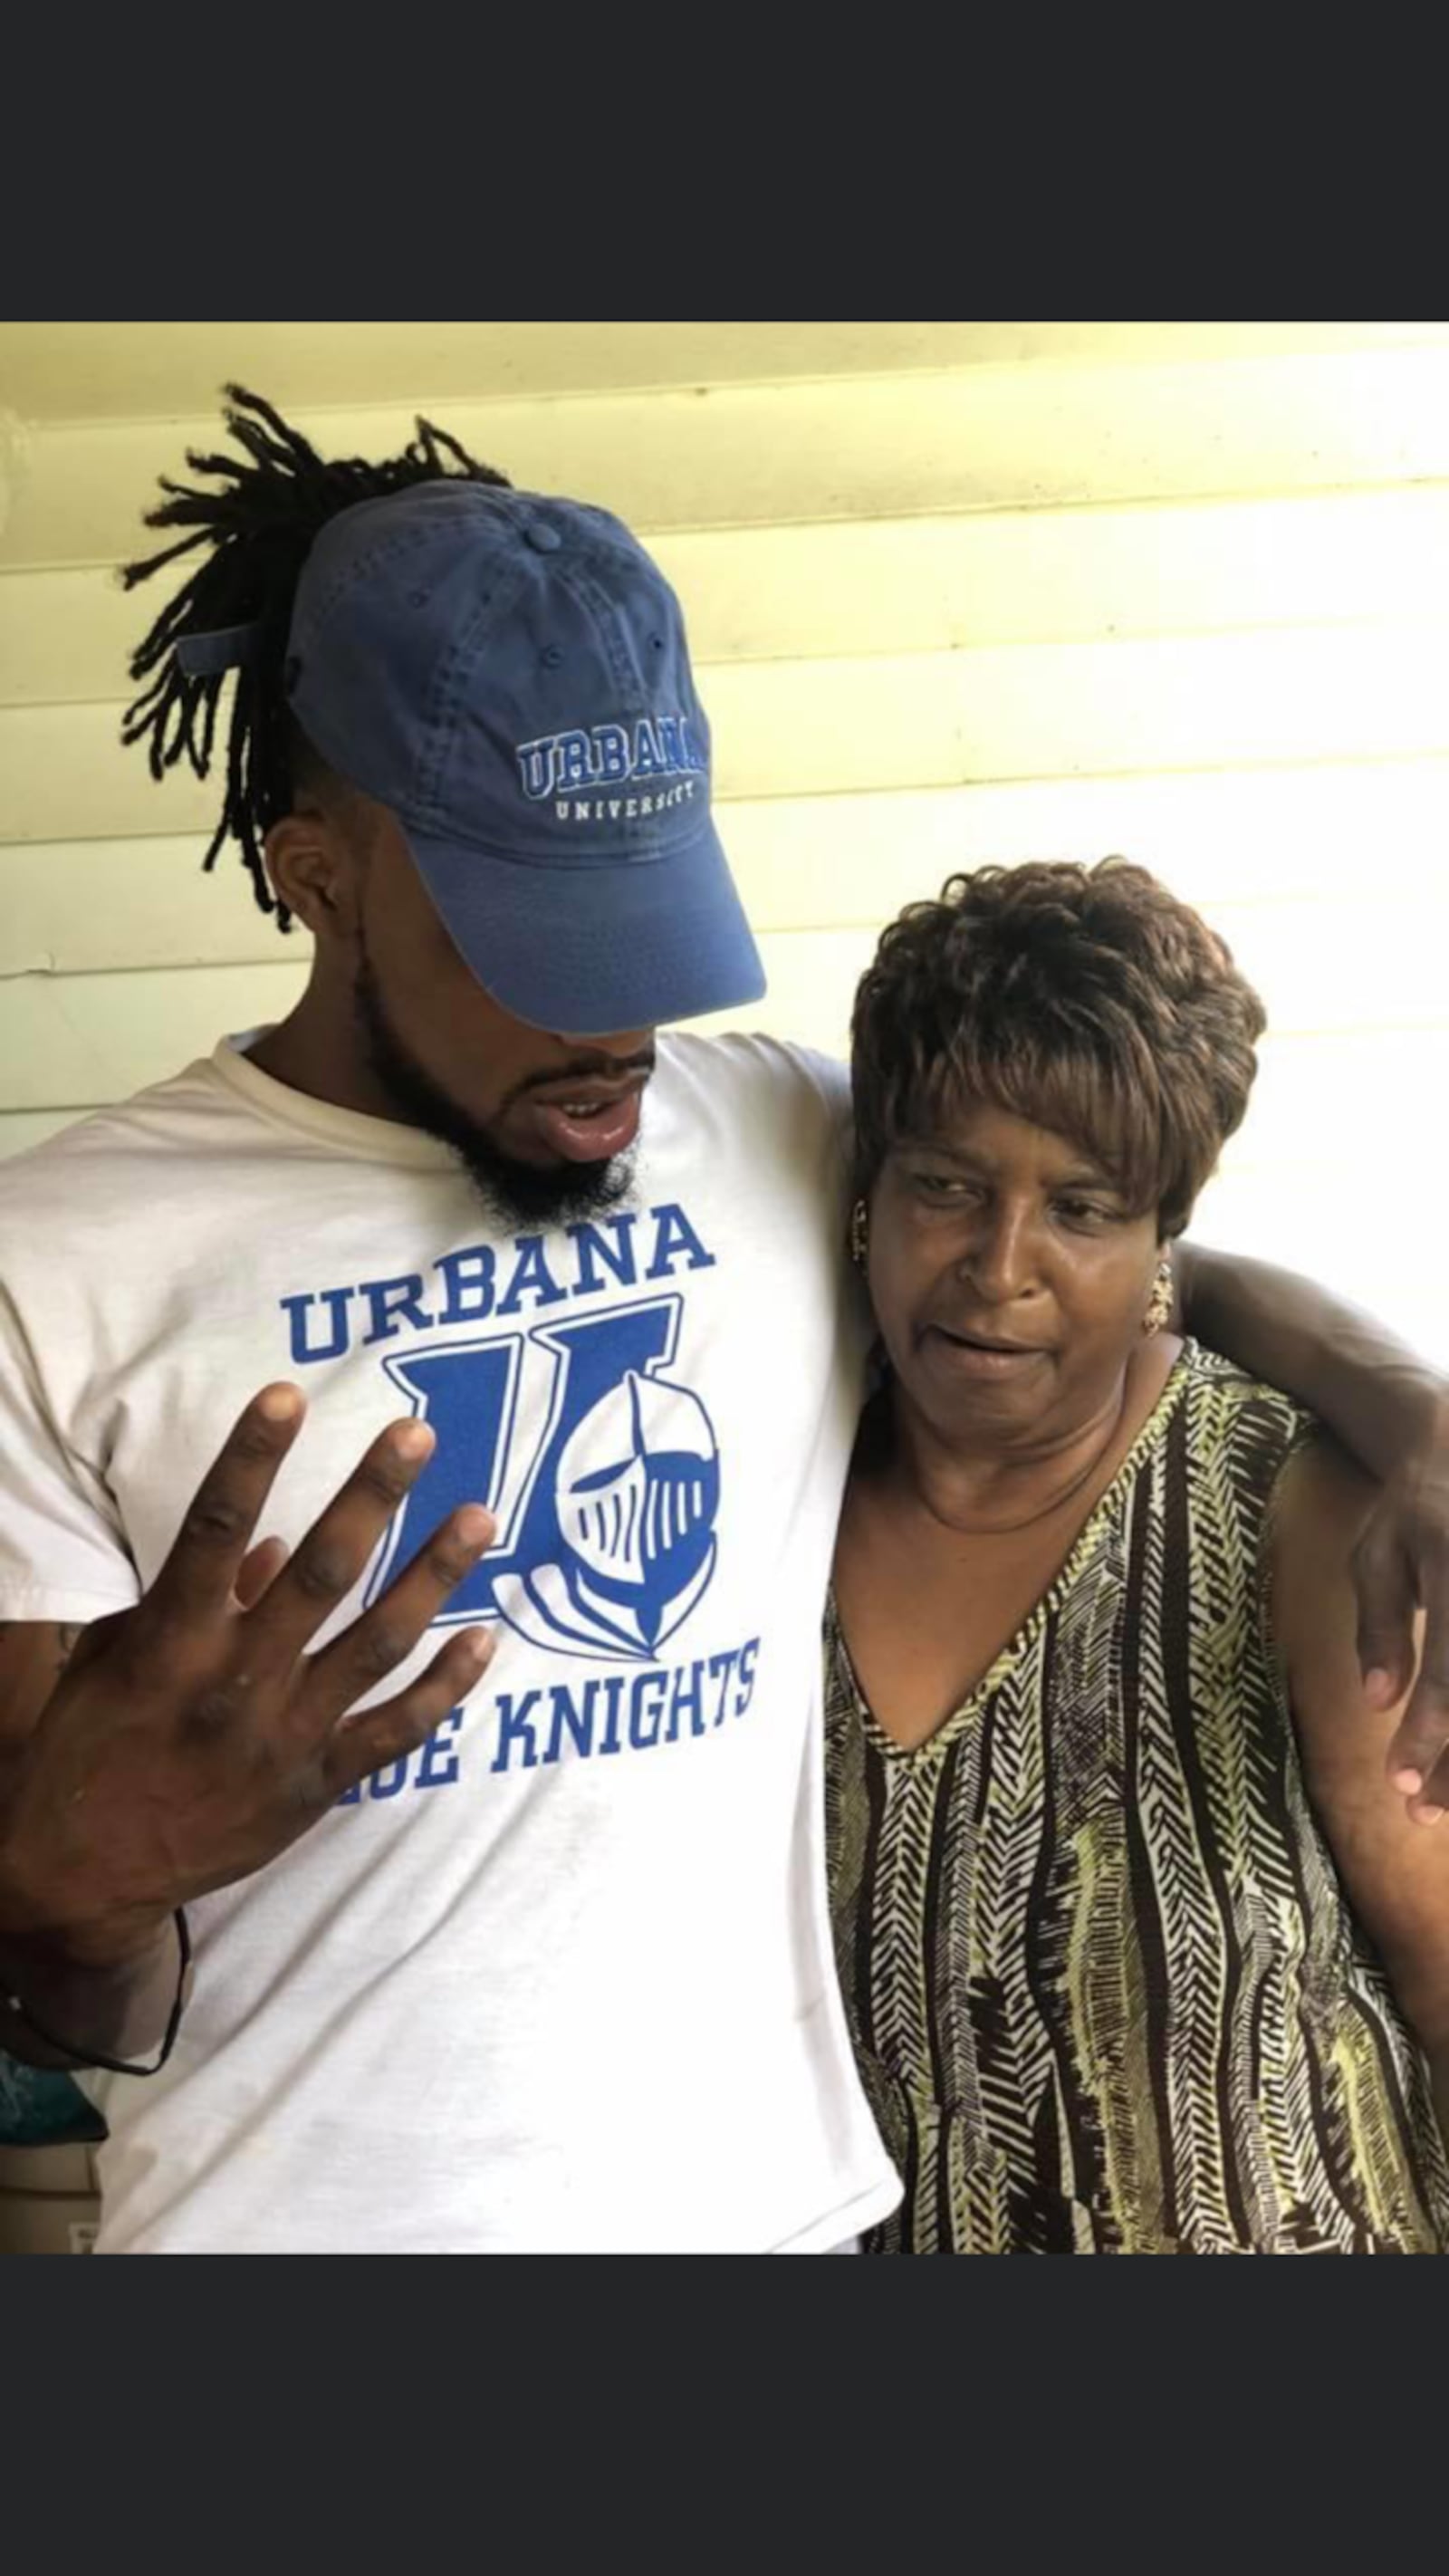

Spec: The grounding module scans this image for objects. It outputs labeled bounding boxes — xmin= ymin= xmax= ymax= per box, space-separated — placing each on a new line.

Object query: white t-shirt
xmin=0 ymin=1029 xmax=900 ymax=2253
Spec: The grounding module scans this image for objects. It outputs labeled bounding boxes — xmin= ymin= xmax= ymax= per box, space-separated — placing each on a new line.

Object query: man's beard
xmin=354 ymin=956 xmax=644 ymax=1232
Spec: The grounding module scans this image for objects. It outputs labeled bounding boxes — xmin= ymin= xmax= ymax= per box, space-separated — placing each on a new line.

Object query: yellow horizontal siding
xmin=7 ymin=347 xmax=1449 ymax=572
xmin=0 ymin=1110 xmax=86 ymax=1157
xmin=0 ymin=962 xmax=312 ymax=1108
xmin=5 ymin=758 xmax=1448 ymax=974
xmin=8 ymin=620 xmax=1449 ymax=851
xmin=12 ymin=484 xmax=1449 ymax=706
xmin=5 ymin=322 xmax=1446 ymax=423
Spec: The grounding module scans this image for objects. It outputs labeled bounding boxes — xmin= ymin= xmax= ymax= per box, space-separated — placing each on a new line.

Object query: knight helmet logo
xmin=496 ymin=1364 xmax=721 ymax=1662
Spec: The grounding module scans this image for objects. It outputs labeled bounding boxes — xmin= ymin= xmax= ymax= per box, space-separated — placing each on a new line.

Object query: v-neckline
xmin=827 ymin=1342 xmax=1197 ymax=1764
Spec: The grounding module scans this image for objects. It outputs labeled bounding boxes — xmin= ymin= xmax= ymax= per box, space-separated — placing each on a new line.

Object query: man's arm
xmin=1175 ymin=1243 xmax=1441 ymax=1485
xmin=1176 ymin=1239 xmax=1449 ymax=1818
xmin=1274 ymin=1439 xmax=1449 ymax=2158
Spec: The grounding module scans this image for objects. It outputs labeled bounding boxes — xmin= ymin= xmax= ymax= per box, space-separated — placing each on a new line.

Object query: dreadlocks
xmin=120 ymin=385 xmax=511 ymax=930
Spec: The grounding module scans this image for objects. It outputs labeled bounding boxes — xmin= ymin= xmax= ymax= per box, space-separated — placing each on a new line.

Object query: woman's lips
xmin=924 ymin=1328 xmax=1046 ymax=1379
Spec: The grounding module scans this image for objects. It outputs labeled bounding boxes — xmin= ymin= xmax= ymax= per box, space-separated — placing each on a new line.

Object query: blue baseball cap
xmin=221 ymin=481 xmax=765 ymax=1036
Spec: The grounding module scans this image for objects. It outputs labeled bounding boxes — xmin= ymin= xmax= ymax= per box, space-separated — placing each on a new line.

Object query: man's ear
xmin=264 ymin=810 xmax=355 ymax=939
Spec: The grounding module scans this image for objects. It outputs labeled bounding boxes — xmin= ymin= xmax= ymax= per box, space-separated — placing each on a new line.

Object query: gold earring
xmin=1143 ymin=1254 xmax=1174 ymax=1337
xmin=849 ymin=1200 xmax=869 ymax=1269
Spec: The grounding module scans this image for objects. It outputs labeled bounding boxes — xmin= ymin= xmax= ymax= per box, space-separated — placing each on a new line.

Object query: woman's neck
xmin=875 ymin=1341 xmax=1178 ymax=1540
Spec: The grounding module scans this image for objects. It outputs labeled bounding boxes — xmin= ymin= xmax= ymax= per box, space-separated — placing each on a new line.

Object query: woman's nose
xmin=957 ymin=1206 xmax=1040 ymax=1302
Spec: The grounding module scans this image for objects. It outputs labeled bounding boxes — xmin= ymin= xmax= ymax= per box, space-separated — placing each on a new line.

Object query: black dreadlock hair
xmin=120 ymin=384 xmax=511 ymax=931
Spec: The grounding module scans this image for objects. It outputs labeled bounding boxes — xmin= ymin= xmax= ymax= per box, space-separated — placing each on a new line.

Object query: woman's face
xmin=865 ymin=1095 xmax=1165 ymax=1450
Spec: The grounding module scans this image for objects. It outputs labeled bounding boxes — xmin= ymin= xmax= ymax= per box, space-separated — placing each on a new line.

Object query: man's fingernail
xmin=1392 ymin=1768 xmax=1424 ymax=1797
xmin=259 ymin=1385 xmax=302 ymax=1421
xmin=1365 ymin=1667 xmax=1394 ymax=1705
xmin=395 ymin=1422 xmax=434 ymax=1458
xmin=1413 ymin=1804 xmax=1445 ymax=1827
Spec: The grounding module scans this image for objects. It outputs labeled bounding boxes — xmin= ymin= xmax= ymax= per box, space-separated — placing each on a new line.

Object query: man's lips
xmin=516 ymin=1075 xmax=648 ymax=1164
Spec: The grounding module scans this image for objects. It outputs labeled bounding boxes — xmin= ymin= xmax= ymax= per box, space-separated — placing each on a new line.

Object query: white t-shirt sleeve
xmin=788 ymin=1044 xmax=850 ymax=1123
xmin=0 ymin=1284 xmax=140 ymax=1625
xmin=792 ymin=1046 xmax=854 ymax=1197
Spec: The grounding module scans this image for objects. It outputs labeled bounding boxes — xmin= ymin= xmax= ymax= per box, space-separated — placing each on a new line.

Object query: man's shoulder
xmin=659 ymin=1029 xmax=849 ymax=1120
xmin=0 ymin=1054 xmax=241 ymax=1217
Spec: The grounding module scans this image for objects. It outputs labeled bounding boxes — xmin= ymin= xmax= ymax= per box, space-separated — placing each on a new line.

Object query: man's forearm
xmin=1176 ymin=1240 xmax=1446 ymax=1480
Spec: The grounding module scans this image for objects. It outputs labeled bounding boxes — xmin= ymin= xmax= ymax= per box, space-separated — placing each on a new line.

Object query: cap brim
xmin=398 ymin=814 xmax=767 ymax=1036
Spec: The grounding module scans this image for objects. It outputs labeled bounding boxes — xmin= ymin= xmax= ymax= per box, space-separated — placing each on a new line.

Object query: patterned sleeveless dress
xmin=824 ymin=1343 xmax=1449 ymax=2254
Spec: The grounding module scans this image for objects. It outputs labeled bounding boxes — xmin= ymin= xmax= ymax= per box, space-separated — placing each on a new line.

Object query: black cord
xmin=1 ymin=1909 xmax=191 ymax=2078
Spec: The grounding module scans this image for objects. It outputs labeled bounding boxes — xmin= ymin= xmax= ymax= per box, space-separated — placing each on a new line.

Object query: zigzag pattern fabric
xmin=825 ymin=1344 xmax=1449 ymax=2254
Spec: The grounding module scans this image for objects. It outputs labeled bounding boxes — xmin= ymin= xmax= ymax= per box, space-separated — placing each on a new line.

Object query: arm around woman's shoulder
xmin=1273 ymin=1438 xmax=1449 ymax=2139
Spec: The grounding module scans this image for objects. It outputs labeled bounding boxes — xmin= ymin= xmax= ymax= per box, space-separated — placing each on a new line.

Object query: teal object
xmin=0 ymin=2052 xmax=107 ymax=2147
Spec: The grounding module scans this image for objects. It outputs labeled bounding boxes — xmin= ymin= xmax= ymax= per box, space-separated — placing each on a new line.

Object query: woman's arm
xmin=1177 ymin=1239 xmax=1449 ymax=1816
xmin=1274 ymin=1437 xmax=1449 ymax=2146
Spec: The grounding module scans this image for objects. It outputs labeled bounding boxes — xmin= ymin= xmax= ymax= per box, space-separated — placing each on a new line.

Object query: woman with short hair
xmin=828 ymin=860 xmax=1449 ymax=2254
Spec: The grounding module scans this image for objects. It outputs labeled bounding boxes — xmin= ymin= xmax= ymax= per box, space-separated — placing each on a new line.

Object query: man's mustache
xmin=508 ymin=1047 xmax=657 ymax=1102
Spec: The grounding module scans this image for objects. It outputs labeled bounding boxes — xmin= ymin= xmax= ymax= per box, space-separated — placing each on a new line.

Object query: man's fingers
xmin=306 ymin=1505 xmax=496 ymax=1716
xmin=1405 ymin=1739 xmax=1449 ymax=1825
xmin=1351 ymin=1520 xmax=1418 ymax=1714
xmin=1387 ymin=1625 xmax=1449 ymax=1805
xmin=320 ymin=1627 xmax=494 ymax=1799
xmin=233 ymin=1536 xmax=290 ymax=1612
xmin=243 ymin=1418 xmax=440 ymax=1666
xmin=147 ymin=1386 xmax=306 ymax=1629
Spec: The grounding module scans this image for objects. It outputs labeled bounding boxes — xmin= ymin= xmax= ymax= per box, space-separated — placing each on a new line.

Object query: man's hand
xmin=1351 ymin=1402 xmax=1449 ymax=1822
xmin=1166 ymin=1239 xmax=1449 ymax=1822
xmin=0 ymin=1383 xmax=494 ymax=1967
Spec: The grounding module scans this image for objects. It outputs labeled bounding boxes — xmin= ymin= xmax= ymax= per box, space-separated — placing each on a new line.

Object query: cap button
xmin=524 ymin=522 xmax=562 ymax=553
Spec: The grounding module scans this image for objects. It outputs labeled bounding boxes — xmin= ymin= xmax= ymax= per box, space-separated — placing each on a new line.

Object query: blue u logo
xmin=366 ymin=1295 xmax=721 ymax=1663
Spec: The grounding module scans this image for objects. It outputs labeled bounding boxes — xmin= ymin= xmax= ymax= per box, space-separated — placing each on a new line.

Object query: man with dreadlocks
xmin=0 ymin=389 xmax=1445 ymax=2253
